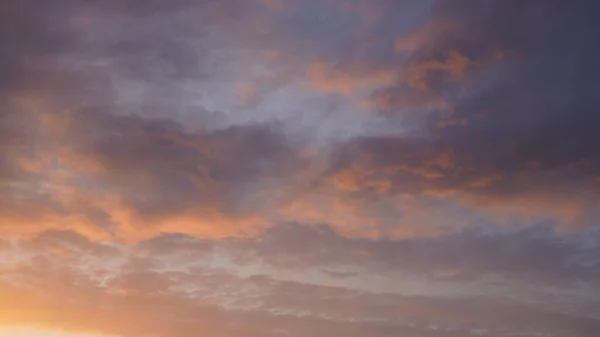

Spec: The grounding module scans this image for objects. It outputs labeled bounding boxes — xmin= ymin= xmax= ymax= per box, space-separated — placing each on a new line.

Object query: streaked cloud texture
xmin=1 ymin=1 xmax=600 ymax=336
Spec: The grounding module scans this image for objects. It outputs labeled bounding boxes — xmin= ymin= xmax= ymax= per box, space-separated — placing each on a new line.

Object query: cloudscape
xmin=1 ymin=1 xmax=600 ymax=336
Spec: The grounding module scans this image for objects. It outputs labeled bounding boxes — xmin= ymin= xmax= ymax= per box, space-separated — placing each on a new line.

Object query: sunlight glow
xmin=0 ymin=327 xmax=103 ymax=337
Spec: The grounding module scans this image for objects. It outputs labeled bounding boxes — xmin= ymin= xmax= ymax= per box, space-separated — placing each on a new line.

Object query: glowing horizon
xmin=0 ymin=327 xmax=107 ymax=337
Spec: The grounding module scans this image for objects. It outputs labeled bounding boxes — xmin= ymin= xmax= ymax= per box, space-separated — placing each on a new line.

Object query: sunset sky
xmin=1 ymin=0 xmax=600 ymax=336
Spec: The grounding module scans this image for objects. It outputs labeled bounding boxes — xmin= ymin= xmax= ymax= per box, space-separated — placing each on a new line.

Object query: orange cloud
xmin=278 ymin=179 xmax=463 ymax=240
xmin=306 ymin=61 xmax=396 ymax=96
xmin=403 ymin=50 xmax=471 ymax=92
xmin=0 ymin=105 xmax=291 ymax=243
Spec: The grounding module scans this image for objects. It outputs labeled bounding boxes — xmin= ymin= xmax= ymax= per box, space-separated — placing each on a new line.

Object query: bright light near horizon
xmin=0 ymin=327 xmax=104 ymax=337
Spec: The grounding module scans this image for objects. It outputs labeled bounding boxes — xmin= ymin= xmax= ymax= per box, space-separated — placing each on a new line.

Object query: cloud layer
xmin=1 ymin=0 xmax=600 ymax=336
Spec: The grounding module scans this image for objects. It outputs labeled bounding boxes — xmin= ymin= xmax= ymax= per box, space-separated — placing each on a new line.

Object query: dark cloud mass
xmin=1 ymin=0 xmax=600 ymax=336
xmin=367 ymin=0 xmax=600 ymax=191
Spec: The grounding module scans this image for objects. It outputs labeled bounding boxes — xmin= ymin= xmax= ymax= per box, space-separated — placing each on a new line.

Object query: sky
xmin=1 ymin=0 xmax=600 ymax=336
xmin=0 ymin=327 xmax=102 ymax=337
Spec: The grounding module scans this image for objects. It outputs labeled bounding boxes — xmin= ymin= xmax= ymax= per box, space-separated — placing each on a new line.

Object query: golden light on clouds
xmin=1 ymin=0 xmax=600 ymax=336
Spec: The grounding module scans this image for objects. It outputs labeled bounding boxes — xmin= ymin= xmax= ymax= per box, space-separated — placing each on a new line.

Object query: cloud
xmin=0 ymin=0 xmax=312 ymax=241
xmin=2 ymin=1 xmax=600 ymax=336
xmin=0 ymin=105 xmax=311 ymax=240
xmin=227 ymin=223 xmax=600 ymax=287
xmin=302 ymin=0 xmax=600 ymax=231
xmin=1 ymin=0 xmax=598 ymax=241
xmin=1 ymin=251 xmax=599 ymax=337
xmin=305 ymin=60 xmax=396 ymax=96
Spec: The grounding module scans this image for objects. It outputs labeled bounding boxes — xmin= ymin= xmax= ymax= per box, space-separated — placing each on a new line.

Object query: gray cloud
xmin=364 ymin=0 xmax=600 ymax=187
xmin=288 ymin=0 xmax=600 ymax=233
xmin=226 ymin=223 xmax=600 ymax=286
xmin=62 ymin=107 xmax=306 ymax=217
